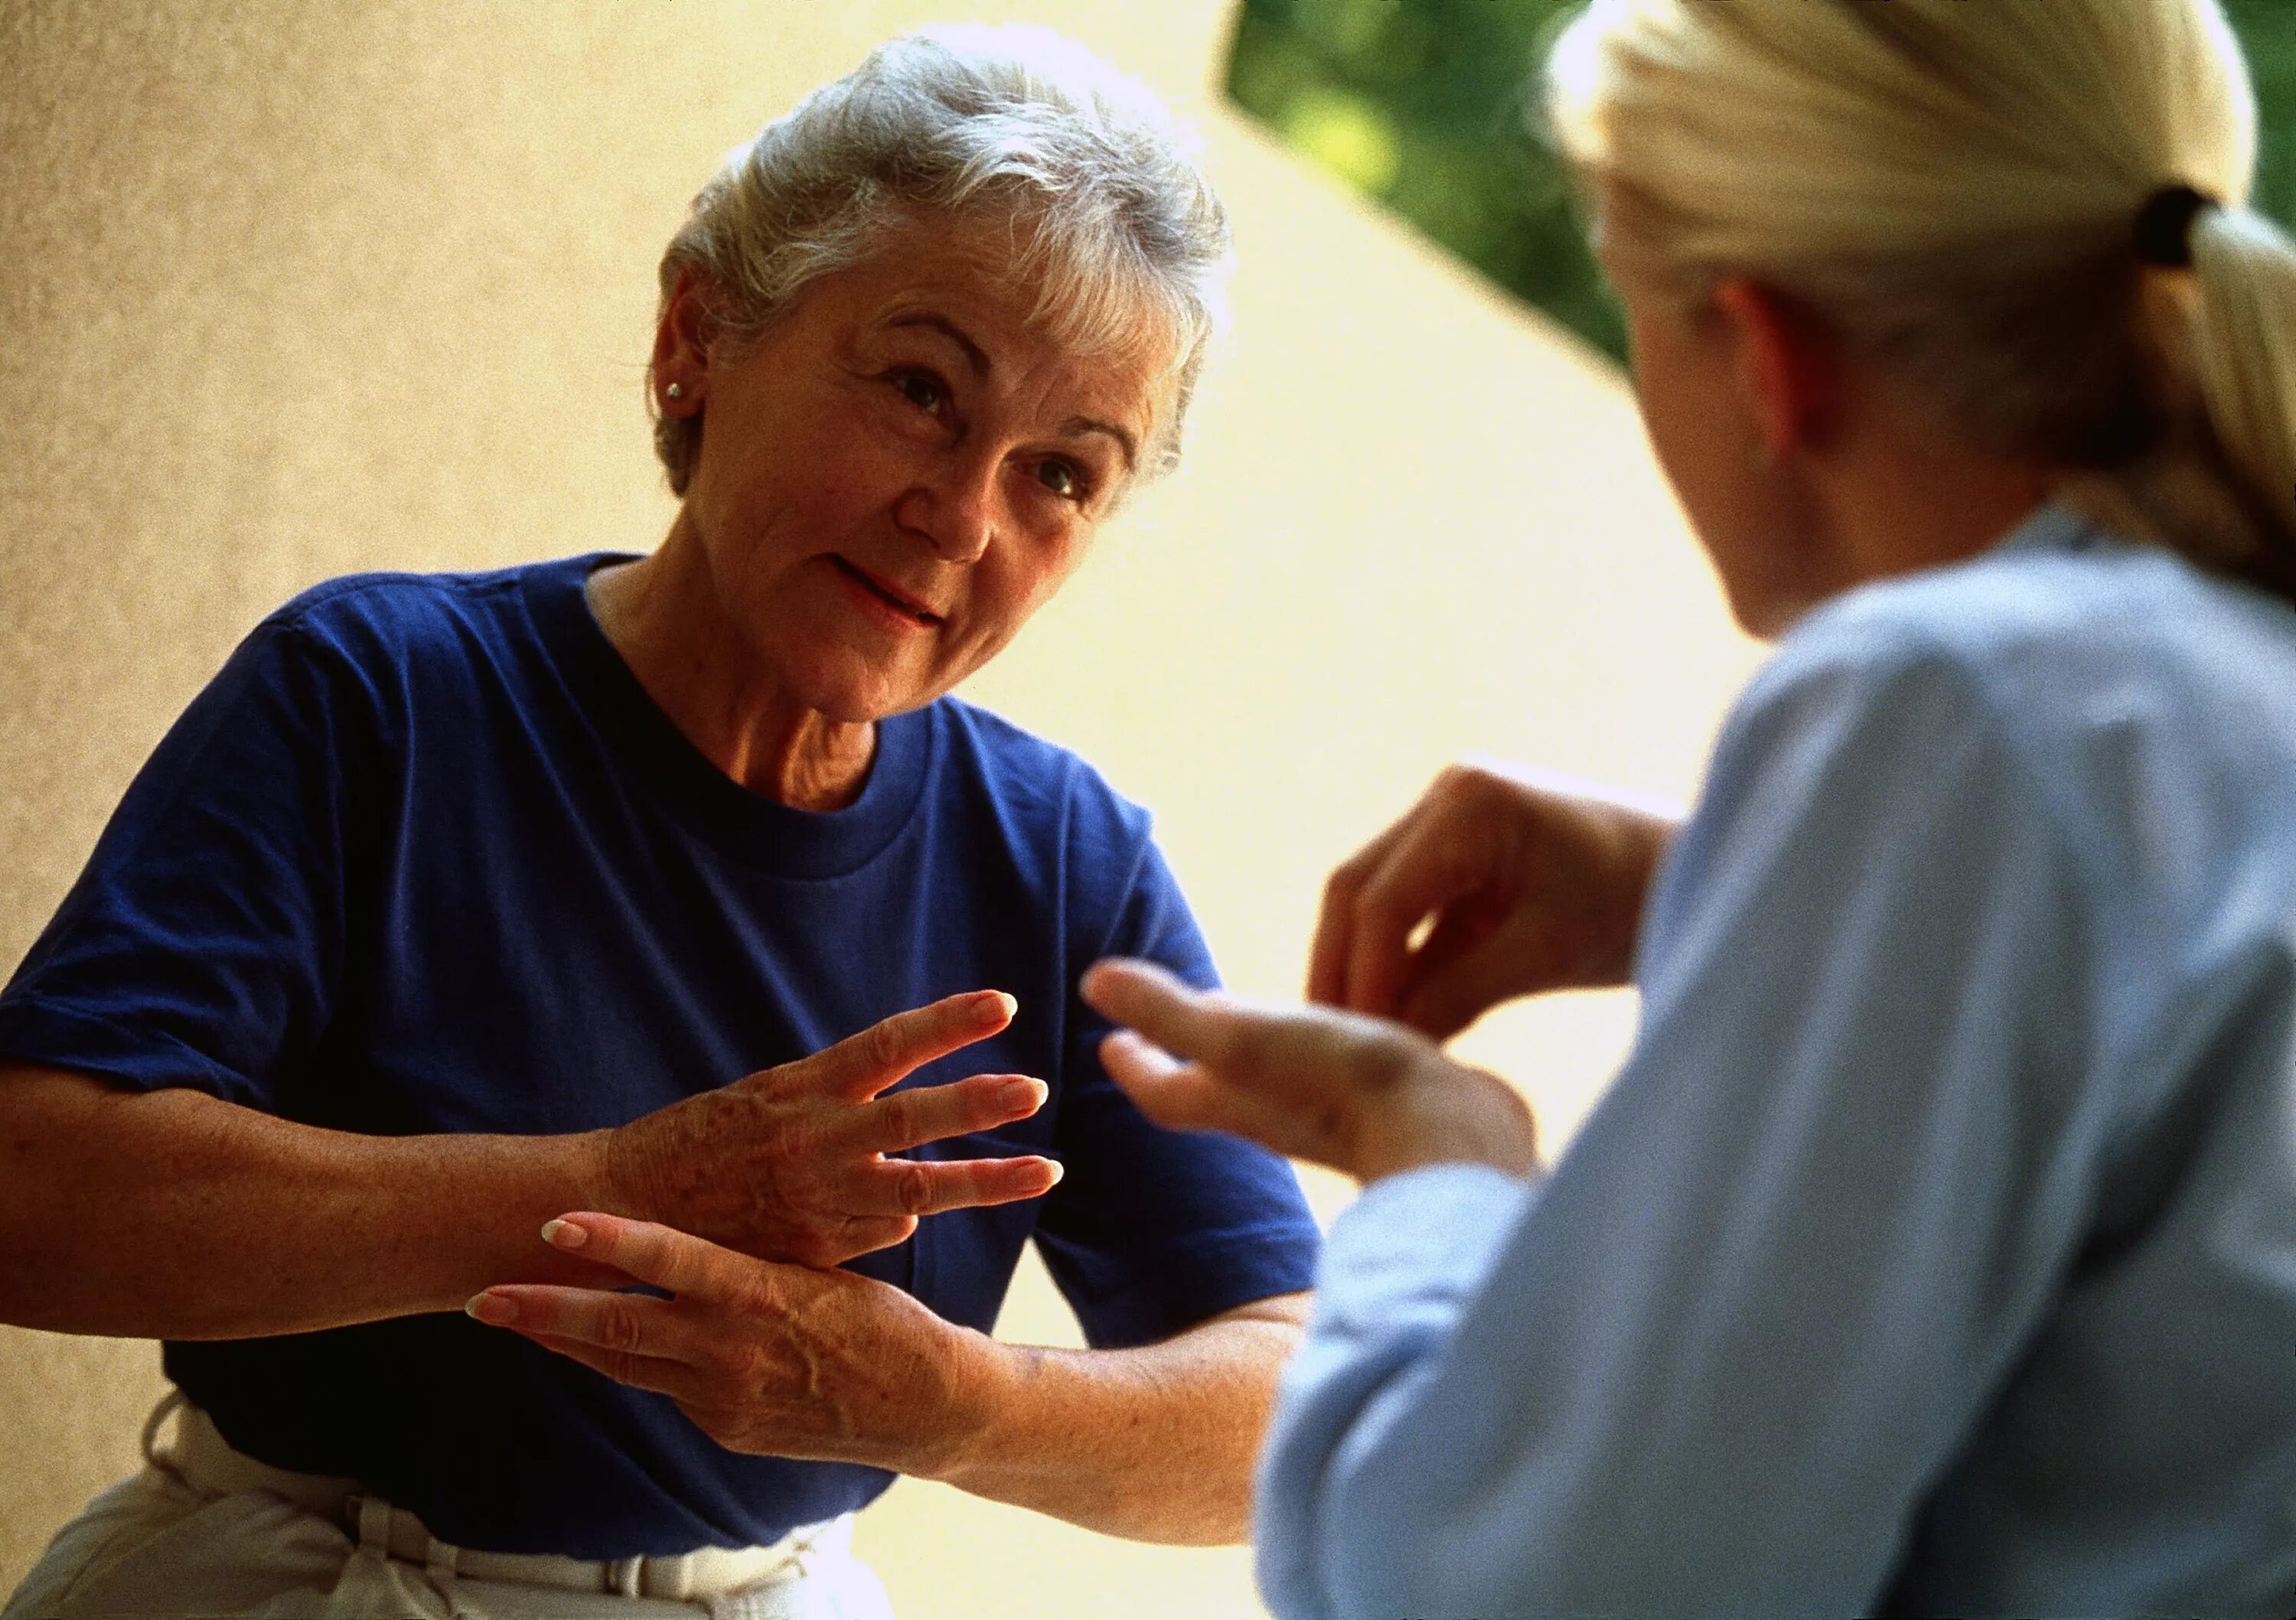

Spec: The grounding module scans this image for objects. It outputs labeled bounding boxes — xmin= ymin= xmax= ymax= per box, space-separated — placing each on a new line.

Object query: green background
xmin=1226 ymin=0 xmax=2296 ymax=366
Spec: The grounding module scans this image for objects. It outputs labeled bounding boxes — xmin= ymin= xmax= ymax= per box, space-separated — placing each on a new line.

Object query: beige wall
xmin=0 ymin=1 xmax=1761 ymax=1612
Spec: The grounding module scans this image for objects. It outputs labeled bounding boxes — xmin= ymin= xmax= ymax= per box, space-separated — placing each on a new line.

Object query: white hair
xmin=1546 ymin=0 xmax=2296 ymax=597
xmin=651 ymin=24 xmax=1231 ymax=494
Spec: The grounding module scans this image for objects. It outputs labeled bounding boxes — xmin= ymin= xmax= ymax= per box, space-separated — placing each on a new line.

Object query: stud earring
xmin=666 ymin=382 xmax=683 ymax=401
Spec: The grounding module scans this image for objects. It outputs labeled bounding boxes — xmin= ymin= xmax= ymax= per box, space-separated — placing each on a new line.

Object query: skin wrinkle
xmin=602 ymin=216 xmax=1169 ymax=811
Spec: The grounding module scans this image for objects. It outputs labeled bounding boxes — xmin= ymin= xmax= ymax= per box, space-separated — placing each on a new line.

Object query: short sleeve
xmin=1033 ymin=836 xmax=1322 ymax=1349
xmin=0 ymin=611 xmax=377 ymax=1110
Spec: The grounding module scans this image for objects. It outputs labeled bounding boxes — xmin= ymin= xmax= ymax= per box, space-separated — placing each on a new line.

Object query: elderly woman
xmin=1087 ymin=1 xmax=2296 ymax=1615
xmin=0 ymin=25 xmax=1316 ymax=1619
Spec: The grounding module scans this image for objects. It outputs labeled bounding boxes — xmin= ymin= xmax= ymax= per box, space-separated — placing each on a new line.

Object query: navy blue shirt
xmin=0 ymin=554 xmax=1321 ymax=1556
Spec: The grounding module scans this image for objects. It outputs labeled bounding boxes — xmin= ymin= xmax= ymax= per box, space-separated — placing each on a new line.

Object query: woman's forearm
xmin=931 ymin=1293 xmax=1310 ymax=1543
xmin=0 ymin=1066 xmax=620 ymax=1338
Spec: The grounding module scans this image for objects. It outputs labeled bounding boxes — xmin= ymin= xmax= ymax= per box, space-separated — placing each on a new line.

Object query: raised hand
xmin=602 ymin=991 xmax=1061 ymax=1270
xmin=1309 ymin=759 xmax=1681 ymax=1039
xmin=1081 ymin=959 xmax=1537 ymax=1186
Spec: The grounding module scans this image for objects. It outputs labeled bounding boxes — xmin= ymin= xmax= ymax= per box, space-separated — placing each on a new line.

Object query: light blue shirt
xmin=1258 ymin=503 xmax=2296 ymax=1618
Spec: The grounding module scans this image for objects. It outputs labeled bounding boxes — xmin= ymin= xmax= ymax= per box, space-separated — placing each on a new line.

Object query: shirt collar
xmin=1989 ymin=498 xmax=2108 ymax=559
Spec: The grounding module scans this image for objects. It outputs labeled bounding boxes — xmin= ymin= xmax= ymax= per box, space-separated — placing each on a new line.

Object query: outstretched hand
xmin=467 ymin=1212 xmax=982 ymax=1475
xmin=604 ymin=991 xmax=1062 ymax=1270
xmin=1080 ymin=960 xmax=1537 ymax=1186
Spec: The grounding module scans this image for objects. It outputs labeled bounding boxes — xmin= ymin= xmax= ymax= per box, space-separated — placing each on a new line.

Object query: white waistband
xmin=143 ymin=1389 xmax=843 ymax=1602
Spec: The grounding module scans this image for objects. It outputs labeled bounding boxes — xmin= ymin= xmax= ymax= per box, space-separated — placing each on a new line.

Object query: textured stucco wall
xmin=0 ymin=1 xmax=1758 ymax=1611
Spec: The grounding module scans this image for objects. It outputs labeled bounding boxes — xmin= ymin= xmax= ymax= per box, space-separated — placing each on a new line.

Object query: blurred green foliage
xmin=1228 ymin=0 xmax=2296 ymax=369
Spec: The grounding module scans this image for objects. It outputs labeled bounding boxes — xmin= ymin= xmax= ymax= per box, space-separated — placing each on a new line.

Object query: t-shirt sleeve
xmin=1033 ymin=833 xmax=1323 ymax=1350
xmin=0 ymin=611 xmax=376 ymax=1111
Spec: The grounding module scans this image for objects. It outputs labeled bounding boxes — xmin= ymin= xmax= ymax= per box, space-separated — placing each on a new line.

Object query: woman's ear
xmin=1712 ymin=277 xmax=1844 ymax=465
xmin=652 ymin=266 xmax=713 ymax=412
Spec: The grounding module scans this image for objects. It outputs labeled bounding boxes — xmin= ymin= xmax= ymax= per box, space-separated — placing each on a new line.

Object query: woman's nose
xmin=900 ymin=454 xmax=1000 ymax=564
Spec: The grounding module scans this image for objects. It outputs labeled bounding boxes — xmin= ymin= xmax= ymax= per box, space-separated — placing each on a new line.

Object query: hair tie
xmin=2134 ymin=184 xmax=2219 ymax=269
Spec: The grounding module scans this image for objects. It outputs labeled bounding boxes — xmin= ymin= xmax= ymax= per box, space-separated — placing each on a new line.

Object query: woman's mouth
xmin=830 ymin=556 xmax=941 ymax=631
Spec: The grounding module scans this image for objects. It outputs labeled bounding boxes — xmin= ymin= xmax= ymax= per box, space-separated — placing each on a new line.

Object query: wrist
xmin=917 ymin=1324 xmax=1022 ymax=1487
xmin=1355 ymin=1051 xmax=1539 ymax=1183
xmin=1591 ymin=810 xmax=1677 ymax=984
xmin=594 ymin=1120 xmax=660 ymax=1224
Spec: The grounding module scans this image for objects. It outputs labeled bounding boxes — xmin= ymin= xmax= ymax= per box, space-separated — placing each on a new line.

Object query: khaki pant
xmin=3 ymin=1393 xmax=893 ymax=1620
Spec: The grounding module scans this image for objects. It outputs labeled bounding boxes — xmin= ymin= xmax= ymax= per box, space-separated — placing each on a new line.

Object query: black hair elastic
xmin=2133 ymin=183 xmax=2219 ymax=269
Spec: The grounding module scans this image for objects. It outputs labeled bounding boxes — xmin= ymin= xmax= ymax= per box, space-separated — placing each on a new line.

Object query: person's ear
xmin=651 ymin=266 xmax=714 ymax=413
xmin=1711 ymin=276 xmax=1844 ymax=464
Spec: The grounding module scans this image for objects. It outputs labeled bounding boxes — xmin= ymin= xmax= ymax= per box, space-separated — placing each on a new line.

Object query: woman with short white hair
xmin=0 ymin=24 xmax=1316 ymax=1618
xmin=1086 ymin=1 xmax=2296 ymax=1613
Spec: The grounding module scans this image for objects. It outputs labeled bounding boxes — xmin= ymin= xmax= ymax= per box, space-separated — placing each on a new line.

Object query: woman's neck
xmin=584 ymin=521 xmax=876 ymax=812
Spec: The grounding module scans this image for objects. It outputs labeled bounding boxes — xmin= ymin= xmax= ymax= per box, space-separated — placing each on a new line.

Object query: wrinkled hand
xmin=604 ymin=991 xmax=1059 ymax=1270
xmin=1081 ymin=960 xmax=1537 ymax=1185
xmin=467 ymin=1213 xmax=983 ymax=1475
xmin=1310 ymin=759 xmax=1681 ymax=1038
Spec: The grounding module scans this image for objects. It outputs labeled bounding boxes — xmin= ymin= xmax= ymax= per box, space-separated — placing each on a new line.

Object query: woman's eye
xmin=895 ymin=373 xmax=944 ymax=413
xmin=1035 ymin=459 xmax=1084 ymax=500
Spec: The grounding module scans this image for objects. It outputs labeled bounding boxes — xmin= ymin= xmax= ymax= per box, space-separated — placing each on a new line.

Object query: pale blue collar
xmin=1990 ymin=499 xmax=2109 ymax=559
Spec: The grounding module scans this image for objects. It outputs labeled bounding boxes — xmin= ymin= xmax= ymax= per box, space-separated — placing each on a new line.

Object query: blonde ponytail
xmin=1544 ymin=0 xmax=2296 ymax=599
xmin=2187 ymin=206 xmax=2296 ymax=541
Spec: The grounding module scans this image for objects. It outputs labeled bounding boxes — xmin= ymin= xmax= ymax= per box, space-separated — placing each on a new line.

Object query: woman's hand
xmin=602 ymin=991 xmax=1060 ymax=1270
xmin=1309 ymin=759 xmax=1681 ymax=1038
xmin=1081 ymin=960 xmax=1537 ymax=1185
xmin=466 ymin=1213 xmax=990 ymax=1476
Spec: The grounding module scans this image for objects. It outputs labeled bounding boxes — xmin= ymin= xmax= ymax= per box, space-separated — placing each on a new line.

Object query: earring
xmin=665 ymin=382 xmax=683 ymax=401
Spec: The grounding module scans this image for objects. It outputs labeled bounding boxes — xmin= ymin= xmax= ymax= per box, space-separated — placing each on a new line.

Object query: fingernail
xmin=1002 ymin=1077 xmax=1048 ymax=1110
xmin=540 ymin=1218 xmax=586 ymax=1250
xmin=465 ymin=1292 xmax=517 ymax=1326
xmin=1045 ymin=1160 xmax=1065 ymax=1187
xmin=978 ymin=991 xmax=1018 ymax=1025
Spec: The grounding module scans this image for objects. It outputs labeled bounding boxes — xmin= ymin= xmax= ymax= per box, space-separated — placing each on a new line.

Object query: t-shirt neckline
xmin=520 ymin=552 xmax=935 ymax=879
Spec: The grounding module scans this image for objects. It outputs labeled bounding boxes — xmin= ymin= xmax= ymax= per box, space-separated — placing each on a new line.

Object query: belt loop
xmin=354 ymin=1494 xmax=394 ymax=1554
xmin=608 ymin=1556 xmax=644 ymax=1598
xmin=139 ymin=1389 xmax=188 ymax=1472
xmin=425 ymin=1536 xmax=459 ymax=1586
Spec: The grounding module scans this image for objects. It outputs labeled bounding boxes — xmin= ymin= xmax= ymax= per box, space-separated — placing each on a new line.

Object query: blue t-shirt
xmin=0 ymin=553 xmax=1321 ymax=1557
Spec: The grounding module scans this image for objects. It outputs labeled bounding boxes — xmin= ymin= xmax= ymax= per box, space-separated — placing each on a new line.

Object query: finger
xmin=856 ymin=1152 xmax=1064 ymax=1217
xmin=813 ymin=990 xmax=1019 ymax=1103
xmin=1391 ymin=898 xmax=1522 ymax=1041
xmin=1078 ymin=958 xmax=1245 ymax=1069
xmin=467 ymin=1282 xmax=698 ymax=1367
xmin=1096 ymin=1032 xmax=1315 ymax=1159
xmin=511 ymin=1328 xmax=706 ymax=1404
xmin=853 ymin=1071 xmax=1049 ymax=1156
xmin=531 ymin=1213 xmax=755 ymax=1307
xmin=1307 ymin=818 xmax=1409 ymax=1008
xmin=1343 ymin=811 xmax=1492 ymax=1019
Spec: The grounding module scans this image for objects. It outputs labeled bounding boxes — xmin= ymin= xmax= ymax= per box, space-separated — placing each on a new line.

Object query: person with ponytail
xmin=1082 ymin=1 xmax=2296 ymax=1613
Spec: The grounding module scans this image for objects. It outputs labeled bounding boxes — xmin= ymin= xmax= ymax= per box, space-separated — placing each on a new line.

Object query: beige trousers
xmin=3 ymin=1393 xmax=894 ymax=1620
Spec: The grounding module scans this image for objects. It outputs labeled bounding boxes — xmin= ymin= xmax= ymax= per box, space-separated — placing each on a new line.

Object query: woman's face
xmin=665 ymin=220 xmax=1173 ymax=721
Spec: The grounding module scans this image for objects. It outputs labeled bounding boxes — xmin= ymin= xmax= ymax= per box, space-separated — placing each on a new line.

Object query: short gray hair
xmin=651 ymin=24 xmax=1231 ymax=495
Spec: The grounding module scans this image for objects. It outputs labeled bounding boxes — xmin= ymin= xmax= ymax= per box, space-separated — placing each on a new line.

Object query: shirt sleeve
xmin=1033 ymin=833 xmax=1324 ymax=1349
xmin=0 ymin=611 xmax=377 ymax=1111
xmin=1254 ymin=624 xmax=2105 ymax=1620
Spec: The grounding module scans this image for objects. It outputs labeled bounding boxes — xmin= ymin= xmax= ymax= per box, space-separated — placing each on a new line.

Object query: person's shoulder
xmin=256 ymin=554 xmax=595 ymax=666
xmin=927 ymin=696 xmax=1156 ymax=853
xmin=1782 ymin=513 xmax=2296 ymax=697
xmin=1723 ymin=516 xmax=2296 ymax=908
